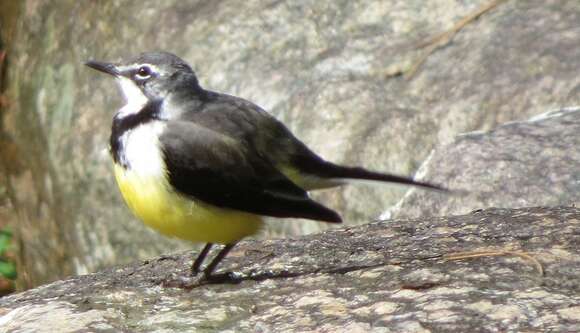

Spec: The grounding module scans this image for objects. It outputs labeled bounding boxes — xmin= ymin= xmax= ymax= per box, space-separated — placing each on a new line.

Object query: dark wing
xmin=159 ymin=121 xmax=341 ymax=223
xmin=176 ymin=92 xmax=446 ymax=192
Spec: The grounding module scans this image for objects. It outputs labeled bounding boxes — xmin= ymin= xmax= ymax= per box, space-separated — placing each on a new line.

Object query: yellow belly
xmin=113 ymin=163 xmax=263 ymax=244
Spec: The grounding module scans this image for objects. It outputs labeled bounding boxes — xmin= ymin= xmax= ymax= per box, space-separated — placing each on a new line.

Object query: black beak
xmin=85 ymin=60 xmax=120 ymax=76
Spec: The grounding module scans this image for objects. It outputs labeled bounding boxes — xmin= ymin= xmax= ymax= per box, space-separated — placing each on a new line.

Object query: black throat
xmin=110 ymin=99 xmax=163 ymax=168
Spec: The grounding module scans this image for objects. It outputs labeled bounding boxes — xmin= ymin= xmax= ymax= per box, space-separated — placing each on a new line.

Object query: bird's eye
xmin=136 ymin=66 xmax=152 ymax=79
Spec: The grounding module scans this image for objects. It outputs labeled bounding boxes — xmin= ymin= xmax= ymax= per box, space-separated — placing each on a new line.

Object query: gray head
xmin=85 ymin=52 xmax=202 ymax=102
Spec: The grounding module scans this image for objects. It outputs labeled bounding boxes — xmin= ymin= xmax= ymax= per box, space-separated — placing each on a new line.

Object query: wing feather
xmin=160 ymin=121 xmax=341 ymax=223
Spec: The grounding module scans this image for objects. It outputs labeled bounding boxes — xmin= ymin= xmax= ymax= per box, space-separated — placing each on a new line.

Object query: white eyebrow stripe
xmin=116 ymin=64 xmax=137 ymax=72
xmin=117 ymin=64 xmax=160 ymax=74
xmin=147 ymin=65 xmax=159 ymax=73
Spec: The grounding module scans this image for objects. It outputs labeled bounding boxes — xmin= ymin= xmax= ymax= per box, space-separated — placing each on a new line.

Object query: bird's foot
xmin=160 ymin=273 xmax=204 ymax=289
xmin=160 ymin=271 xmax=244 ymax=289
xmin=204 ymin=271 xmax=244 ymax=284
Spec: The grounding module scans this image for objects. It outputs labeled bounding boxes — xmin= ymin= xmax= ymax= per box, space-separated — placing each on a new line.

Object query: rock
xmin=387 ymin=107 xmax=580 ymax=220
xmin=2 ymin=0 xmax=580 ymax=287
xmin=0 ymin=206 xmax=579 ymax=332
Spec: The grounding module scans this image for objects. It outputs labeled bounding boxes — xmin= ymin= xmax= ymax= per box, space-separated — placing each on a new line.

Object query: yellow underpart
xmin=113 ymin=163 xmax=263 ymax=244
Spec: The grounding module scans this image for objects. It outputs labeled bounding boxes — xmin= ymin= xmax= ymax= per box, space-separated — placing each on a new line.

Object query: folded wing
xmin=160 ymin=121 xmax=342 ymax=223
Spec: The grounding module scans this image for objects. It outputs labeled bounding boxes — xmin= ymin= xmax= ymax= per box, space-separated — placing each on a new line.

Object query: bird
xmin=85 ymin=51 xmax=444 ymax=283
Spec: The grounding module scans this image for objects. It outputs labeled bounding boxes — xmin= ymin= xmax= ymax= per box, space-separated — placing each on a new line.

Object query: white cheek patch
xmin=116 ymin=77 xmax=148 ymax=117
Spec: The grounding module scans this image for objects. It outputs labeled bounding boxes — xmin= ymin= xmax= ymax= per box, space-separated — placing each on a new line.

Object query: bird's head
xmin=85 ymin=52 xmax=201 ymax=106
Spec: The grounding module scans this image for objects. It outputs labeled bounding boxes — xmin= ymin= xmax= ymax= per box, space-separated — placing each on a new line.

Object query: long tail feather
xmin=293 ymin=156 xmax=446 ymax=192
xmin=323 ymin=163 xmax=445 ymax=191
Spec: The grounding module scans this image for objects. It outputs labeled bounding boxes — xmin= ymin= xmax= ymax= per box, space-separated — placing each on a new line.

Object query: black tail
xmin=327 ymin=163 xmax=445 ymax=191
xmin=294 ymin=156 xmax=446 ymax=192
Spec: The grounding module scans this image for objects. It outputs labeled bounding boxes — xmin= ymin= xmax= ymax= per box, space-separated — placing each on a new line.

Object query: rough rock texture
xmin=0 ymin=206 xmax=579 ymax=332
xmin=387 ymin=107 xmax=580 ymax=220
xmin=2 ymin=1 xmax=580 ymax=287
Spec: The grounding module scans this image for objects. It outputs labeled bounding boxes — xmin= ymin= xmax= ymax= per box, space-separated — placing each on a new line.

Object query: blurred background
xmin=0 ymin=0 xmax=579 ymax=291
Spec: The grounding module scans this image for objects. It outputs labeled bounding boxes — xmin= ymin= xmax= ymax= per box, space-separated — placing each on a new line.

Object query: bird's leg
xmin=162 ymin=243 xmax=239 ymax=288
xmin=203 ymin=243 xmax=236 ymax=279
xmin=191 ymin=243 xmax=213 ymax=275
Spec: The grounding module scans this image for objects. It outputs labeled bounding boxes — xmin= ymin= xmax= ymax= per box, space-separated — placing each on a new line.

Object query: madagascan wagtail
xmin=85 ymin=52 xmax=444 ymax=282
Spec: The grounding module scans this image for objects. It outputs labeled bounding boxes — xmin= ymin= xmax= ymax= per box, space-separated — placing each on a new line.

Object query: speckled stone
xmin=3 ymin=0 xmax=580 ymax=289
xmin=1 ymin=206 xmax=580 ymax=332
xmin=388 ymin=107 xmax=580 ymax=220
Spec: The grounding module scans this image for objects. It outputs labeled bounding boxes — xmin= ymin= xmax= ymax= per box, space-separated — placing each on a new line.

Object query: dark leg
xmin=162 ymin=243 xmax=241 ymax=288
xmin=203 ymin=243 xmax=236 ymax=278
xmin=191 ymin=243 xmax=213 ymax=275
